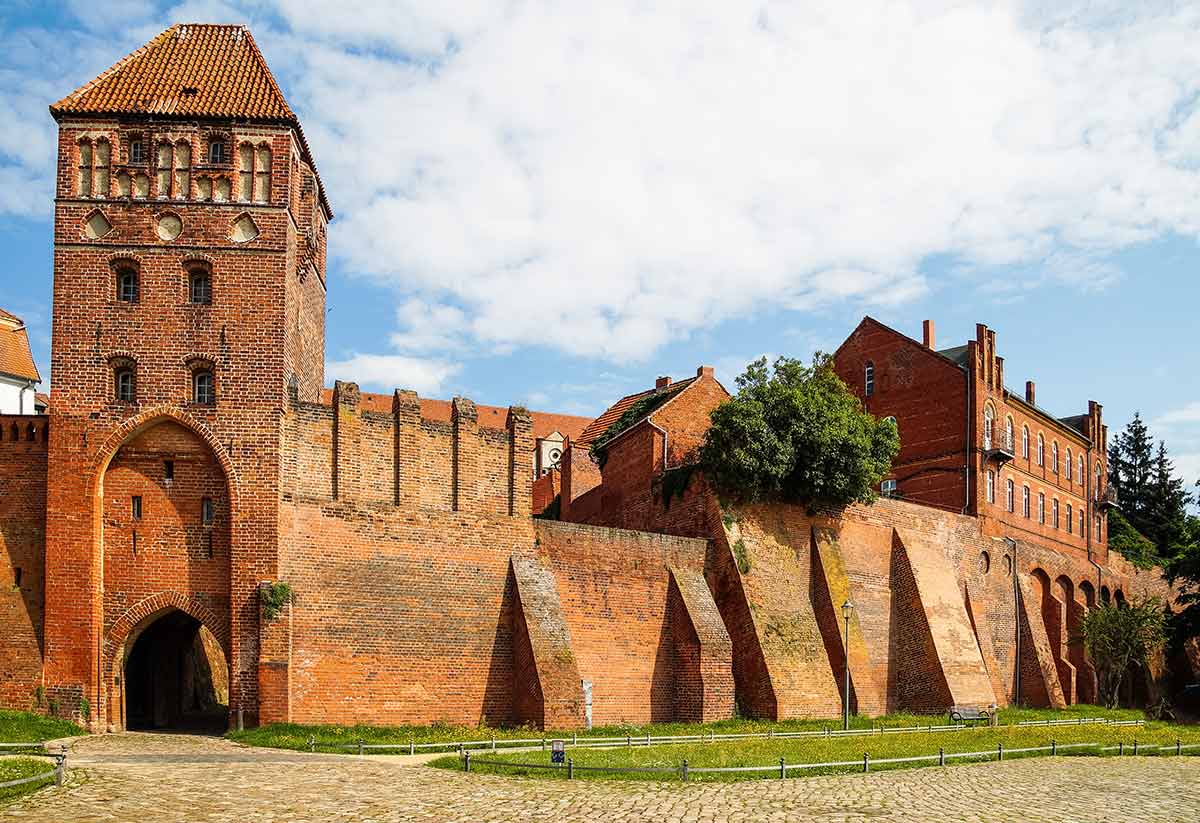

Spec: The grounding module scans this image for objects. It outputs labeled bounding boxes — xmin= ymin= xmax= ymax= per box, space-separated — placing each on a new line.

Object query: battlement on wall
xmin=282 ymin=381 xmax=532 ymax=517
xmin=0 ymin=415 xmax=48 ymax=450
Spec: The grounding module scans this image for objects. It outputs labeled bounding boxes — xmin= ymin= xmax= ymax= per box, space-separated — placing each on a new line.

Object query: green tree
xmin=699 ymin=354 xmax=899 ymax=507
xmin=1108 ymin=413 xmax=1154 ymax=533
xmin=1106 ymin=509 xmax=1158 ymax=570
xmin=1146 ymin=442 xmax=1193 ymax=558
xmin=1076 ymin=599 xmax=1167 ymax=709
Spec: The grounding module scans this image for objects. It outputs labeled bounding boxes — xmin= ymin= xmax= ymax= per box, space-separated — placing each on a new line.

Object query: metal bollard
xmin=1133 ymin=740 xmax=1138 ymax=756
xmin=572 ymin=732 xmax=577 ymax=745
xmin=409 ymin=740 xmax=415 ymax=756
xmin=358 ymin=739 xmax=364 ymax=756
xmin=464 ymin=750 xmax=471 ymax=773
xmin=1051 ymin=739 xmax=1056 ymax=756
xmin=779 ymin=757 xmax=786 ymax=779
xmin=939 ymin=746 xmax=944 ymax=766
xmin=542 ymin=737 xmax=546 ymax=751
xmin=308 ymin=735 xmax=315 ymax=753
xmin=626 ymin=734 xmax=631 ymax=748
xmin=1178 ymin=738 xmax=1182 ymax=756
xmin=997 ymin=743 xmax=1003 ymax=762
xmin=567 ymin=758 xmax=574 ymax=780
xmin=863 ymin=752 xmax=869 ymax=773
xmin=237 ymin=707 xmax=244 ymax=732
xmin=1118 ymin=742 xmax=1124 ymax=756
xmin=54 ymin=754 xmax=65 ymax=787
xmin=492 ymin=736 xmax=496 ymax=751
xmin=681 ymin=759 xmax=689 ymax=782
xmin=647 ymin=732 xmax=651 ymax=746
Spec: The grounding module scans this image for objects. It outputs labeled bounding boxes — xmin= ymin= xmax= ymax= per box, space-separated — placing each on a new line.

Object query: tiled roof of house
xmin=50 ymin=24 xmax=331 ymax=218
xmin=936 ymin=344 xmax=970 ymax=368
xmin=0 ymin=309 xmax=41 ymax=383
xmin=574 ymin=377 xmax=697 ymax=448
xmin=318 ymin=388 xmax=591 ymax=443
xmin=1058 ymin=414 xmax=1089 ymax=436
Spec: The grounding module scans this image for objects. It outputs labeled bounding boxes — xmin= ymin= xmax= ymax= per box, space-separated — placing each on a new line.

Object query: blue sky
xmin=2 ymin=1 xmax=1199 ymax=486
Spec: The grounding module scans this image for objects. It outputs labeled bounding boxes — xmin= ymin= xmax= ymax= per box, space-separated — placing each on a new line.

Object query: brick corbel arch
xmin=103 ymin=591 xmax=231 ymax=667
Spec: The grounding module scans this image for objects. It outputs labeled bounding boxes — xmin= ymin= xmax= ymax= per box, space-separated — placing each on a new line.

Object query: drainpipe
xmin=964 ymin=369 xmax=972 ymax=515
xmin=1005 ymin=536 xmax=1020 ymax=705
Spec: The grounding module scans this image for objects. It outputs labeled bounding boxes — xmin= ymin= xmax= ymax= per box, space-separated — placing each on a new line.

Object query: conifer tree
xmin=1108 ymin=413 xmax=1154 ymax=533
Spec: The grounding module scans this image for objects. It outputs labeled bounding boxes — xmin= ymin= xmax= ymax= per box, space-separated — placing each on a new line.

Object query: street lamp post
xmin=842 ymin=599 xmax=854 ymax=731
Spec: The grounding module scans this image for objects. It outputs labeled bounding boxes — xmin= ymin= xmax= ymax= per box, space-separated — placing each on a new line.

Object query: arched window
xmin=1052 ymin=498 xmax=1060 ymax=528
xmin=156 ymin=142 xmax=172 ymax=197
xmin=133 ymin=173 xmax=150 ymax=198
xmin=1079 ymin=454 xmax=1085 ymax=484
xmin=175 ymin=140 xmax=191 ymax=199
xmin=1006 ymin=478 xmax=1014 ymax=512
xmin=1022 ymin=486 xmax=1030 ymax=518
xmin=214 ymin=177 xmax=230 ymax=202
xmin=192 ymin=369 xmax=215 ymax=405
xmin=1066 ymin=448 xmax=1073 ymax=481
xmin=117 ymin=171 xmax=131 ymax=198
xmin=1037 ymin=434 xmax=1045 ymax=467
xmin=116 ymin=269 xmax=139 ymax=303
xmin=115 ymin=367 xmax=136 ymax=402
xmin=1051 ymin=442 xmax=1059 ymax=474
xmin=78 ymin=140 xmax=93 ymax=196
xmin=1066 ymin=502 xmax=1073 ymax=533
xmin=208 ymin=137 xmax=227 ymax=165
xmin=1094 ymin=461 xmax=1102 ymax=497
xmin=129 ymin=135 xmax=146 ymax=165
xmin=1005 ymin=416 xmax=1014 ymax=452
xmin=254 ymin=145 xmax=271 ymax=202
xmin=1079 ymin=509 xmax=1085 ymax=536
xmin=983 ymin=405 xmax=994 ymax=449
xmin=864 ymin=361 xmax=875 ymax=397
xmin=1038 ymin=492 xmax=1045 ymax=524
xmin=238 ymin=143 xmax=253 ymax=201
xmin=189 ymin=269 xmax=212 ymax=304
xmin=197 ymin=177 xmax=212 ymax=201
xmin=1022 ymin=426 xmax=1029 ymax=458
xmin=986 ymin=470 xmax=995 ymax=503
xmin=94 ymin=139 xmax=110 ymax=197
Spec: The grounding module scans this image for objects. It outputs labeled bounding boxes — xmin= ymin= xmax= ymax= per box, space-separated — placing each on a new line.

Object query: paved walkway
xmin=3 ymin=732 xmax=1199 ymax=822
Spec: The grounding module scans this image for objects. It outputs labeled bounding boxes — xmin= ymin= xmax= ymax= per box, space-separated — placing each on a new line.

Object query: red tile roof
xmin=0 ymin=309 xmax=41 ymax=383
xmin=50 ymin=24 xmax=331 ymax=218
xmin=574 ymin=377 xmax=696 ymax=448
xmin=317 ymin=388 xmax=591 ymax=443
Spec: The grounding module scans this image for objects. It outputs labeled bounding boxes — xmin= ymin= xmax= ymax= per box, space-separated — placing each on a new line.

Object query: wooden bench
xmin=949 ymin=706 xmax=991 ymax=726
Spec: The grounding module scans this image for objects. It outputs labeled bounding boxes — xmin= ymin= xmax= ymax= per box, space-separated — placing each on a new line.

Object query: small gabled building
xmin=832 ymin=317 xmax=1113 ymax=560
xmin=0 ymin=308 xmax=41 ymax=414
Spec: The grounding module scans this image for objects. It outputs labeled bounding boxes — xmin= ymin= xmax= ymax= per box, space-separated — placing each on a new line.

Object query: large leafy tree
xmin=699 ymin=354 xmax=899 ymax=506
xmin=1076 ymin=599 xmax=1167 ymax=709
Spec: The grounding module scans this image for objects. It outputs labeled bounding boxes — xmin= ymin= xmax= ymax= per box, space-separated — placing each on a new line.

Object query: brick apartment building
xmin=0 ymin=24 xmax=1190 ymax=733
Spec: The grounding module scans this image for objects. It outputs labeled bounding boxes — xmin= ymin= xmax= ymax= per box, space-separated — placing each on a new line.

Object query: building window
xmin=238 ymin=144 xmax=253 ymax=201
xmin=115 ymin=367 xmax=136 ymax=402
xmin=1066 ymin=448 xmax=1073 ymax=481
xmin=983 ymin=406 xmax=994 ymax=449
xmin=1052 ymin=498 xmax=1060 ymax=528
xmin=864 ymin=361 xmax=875 ymax=397
xmin=1094 ymin=461 xmax=1102 ymax=497
xmin=1037 ymin=434 xmax=1045 ymax=467
xmin=130 ymin=137 xmax=146 ymax=165
xmin=175 ymin=140 xmax=192 ymax=199
xmin=201 ymin=497 xmax=214 ymax=526
xmin=164 ymin=460 xmax=174 ymax=482
xmin=1051 ymin=442 xmax=1059 ymax=474
xmin=1022 ymin=426 xmax=1029 ymax=458
xmin=156 ymin=142 xmax=172 ymax=197
xmin=881 ymin=478 xmax=897 ymax=497
xmin=986 ymin=470 xmax=995 ymax=504
xmin=1022 ymin=486 xmax=1030 ymax=518
xmin=209 ymin=139 xmax=226 ymax=165
xmin=1005 ymin=416 xmax=1014 ymax=452
xmin=78 ymin=140 xmax=92 ymax=196
xmin=117 ymin=269 xmax=139 ymax=302
xmin=1038 ymin=492 xmax=1045 ymax=524
xmin=1079 ymin=454 xmax=1085 ymax=484
xmin=1006 ymin=478 xmax=1014 ymax=512
xmin=254 ymin=145 xmax=271 ymax=202
xmin=1079 ymin=509 xmax=1085 ymax=536
xmin=1066 ymin=502 xmax=1073 ymax=533
xmin=192 ymin=369 xmax=215 ymax=405
xmin=189 ymin=270 xmax=212 ymax=304
xmin=131 ymin=495 xmax=142 ymax=520
xmin=95 ymin=139 xmax=110 ymax=197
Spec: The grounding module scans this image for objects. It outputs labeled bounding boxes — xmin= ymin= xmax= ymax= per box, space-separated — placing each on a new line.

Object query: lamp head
xmin=842 ymin=599 xmax=853 ymax=620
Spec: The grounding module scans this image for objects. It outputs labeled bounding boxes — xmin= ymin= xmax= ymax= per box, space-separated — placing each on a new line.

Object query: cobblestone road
xmin=4 ymin=732 xmax=1199 ymax=822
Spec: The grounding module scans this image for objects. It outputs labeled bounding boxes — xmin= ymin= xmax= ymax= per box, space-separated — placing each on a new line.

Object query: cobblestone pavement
xmin=4 ymin=732 xmax=1199 ymax=822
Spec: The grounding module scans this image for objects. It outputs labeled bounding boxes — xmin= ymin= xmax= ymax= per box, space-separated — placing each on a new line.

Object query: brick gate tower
xmin=44 ymin=24 xmax=331 ymax=730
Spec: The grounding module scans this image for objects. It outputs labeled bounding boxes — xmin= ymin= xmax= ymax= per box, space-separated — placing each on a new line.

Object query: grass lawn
xmin=229 ymin=704 xmax=1142 ymax=754
xmin=0 ymin=710 xmax=83 ymax=744
xmin=0 ymin=757 xmax=57 ymax=803
xmin=430 ymin=719 xmax=1200 ymax=782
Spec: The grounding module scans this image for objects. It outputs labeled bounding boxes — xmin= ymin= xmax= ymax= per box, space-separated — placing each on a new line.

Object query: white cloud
xmin=325 ymin=352 xmax=461 ymax=395
xmin=1156 ymin=402 xmax=1200 ymax=427
xmin=6 ymin=1 xmax=1200 ymax=361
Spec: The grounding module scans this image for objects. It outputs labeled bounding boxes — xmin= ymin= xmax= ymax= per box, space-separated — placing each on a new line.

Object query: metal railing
xmin=459 ymin=735 xmax=1200 ymax=782
xmin=0 ymin=743 xmax=67 ymax=790
xmin=317 ymin=717 xmax=1141 ymax=755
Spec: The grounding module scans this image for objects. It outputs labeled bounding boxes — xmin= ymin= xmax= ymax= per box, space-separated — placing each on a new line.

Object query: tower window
xmin=254 ymin=145 xmax=271 ymax=202
xmin=864 ymin=361 xmax=875 ymax=397
xmin=209 ymin=139 xmax=226 ymax=165
xmin=78 ymin=140 xmax=92 ymax=196
xmin=193 ymin=370 xmax=215 ymax=405
xmin=131 ymin=495 xmax=142 ymax=520
xmin=156 ymin=142 xmax=172 ymax=198
xmin=130 ymin=138 xmax=146 ymax=165
xmin=94 ymin=139 xmax=111 ymax=197
xmin=164 ymin=460 xmax=174 ymax=482
xmin=201 ymin=497 xmax=214 ymax=526
xmin=117 ymin=270 xmax=139 ymax=302
xmin=115 ymin=367 xmax=136 ymax=402
xmin=175 ymin=141 xmax=192 ymax=199
xmin=189 ymin=270 xmax=212 ymax=304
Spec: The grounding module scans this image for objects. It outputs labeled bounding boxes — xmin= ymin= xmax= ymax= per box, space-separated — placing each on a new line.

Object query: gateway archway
xmin=122 ymin=607 xmax=229 ymax=732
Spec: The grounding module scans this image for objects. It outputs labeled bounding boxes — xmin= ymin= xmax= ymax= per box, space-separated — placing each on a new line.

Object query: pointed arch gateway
xmin=91 ymin=408 xmax=239 ymax=731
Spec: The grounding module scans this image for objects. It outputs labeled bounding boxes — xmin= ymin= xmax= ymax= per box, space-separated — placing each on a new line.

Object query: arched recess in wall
xmin=1079 ymin=579 xmax=1096 ymax=608
xmin=88 ymin=407 xmax=239 ymax=730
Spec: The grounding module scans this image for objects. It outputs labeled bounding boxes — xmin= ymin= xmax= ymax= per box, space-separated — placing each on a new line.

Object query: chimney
xmin=656 ymin=376 xmax=671 ymax=389
xmin=696 ymin=365 xmax=714 ymax=379
xmin=1025 ymin=380 xmax=1036 ymax=405
xmin=922 ymin=319 xmax=935 ymax=350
